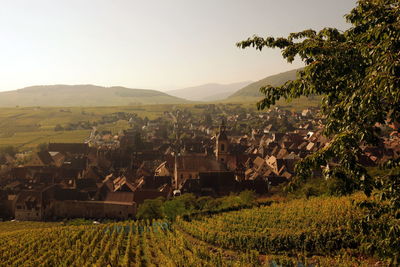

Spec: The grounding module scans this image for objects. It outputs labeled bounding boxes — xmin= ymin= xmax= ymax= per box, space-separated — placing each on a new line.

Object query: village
xmin=0 ymin=104 xmax=399 ymax=221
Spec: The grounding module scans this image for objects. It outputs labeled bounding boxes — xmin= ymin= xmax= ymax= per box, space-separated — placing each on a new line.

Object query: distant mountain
xmin=227 ymin=69 xmax=301 ymax=101
xmin=0 ymin=85 xmax=189 ymax=107
xmin=167 ymin=81 xmax=252 ymax=101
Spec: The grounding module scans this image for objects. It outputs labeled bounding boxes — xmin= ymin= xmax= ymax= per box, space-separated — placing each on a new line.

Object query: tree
xmin=174 ymin=193 xmax=198 ymax=211
xmin=237 ymin=0 xmax=399 ymax=261
xmin=197 ymin=196 xmax=219 ymax=210
xmin=237 ymin=0 xmax=399 ymax=196
xmin=136 ymin=198 xmax=164 ymax=220
xmin=162 ymin=199 xmax=186 ymax=221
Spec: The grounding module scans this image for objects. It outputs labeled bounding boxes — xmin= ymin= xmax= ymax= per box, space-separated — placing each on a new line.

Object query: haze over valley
xmin=1 ymin=1 xmax=398 ymax=266
xmin=0 ymin=69 xmax=299 ymax=107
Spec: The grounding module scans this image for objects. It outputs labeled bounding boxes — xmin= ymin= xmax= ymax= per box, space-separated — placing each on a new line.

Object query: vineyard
xmin=176 ymin=195 xmax=368 ymax=255
xmin=0 ymin=220 xmax=263 ymax=267
xmin=0 ymin=195 xmax=394 ymax=266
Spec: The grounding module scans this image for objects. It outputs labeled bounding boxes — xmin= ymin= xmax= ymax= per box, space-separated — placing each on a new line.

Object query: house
xmin=0 ymin=154 xmax=15 ymax=170
xmin=173 ymin=154 xmax=227 ymax=189
xmin=198 ymin=171 xmax=236 ymax=195
xmin=155 ymin=161 xmax=171 ymax=176
xmin=0 ymin=192 xmax=16 ymax=219
xmin=48 ymin=143 xmax=89 ymax=155
xmin=29 ymin=151 xmax=54 ymax=166
xmin=14 ymin=185 xmax=55 ymax=221
xmin=302 ymin=109 xmax=312 ymax=117
xmin=0 ymin=190 xmax=8 ymax=219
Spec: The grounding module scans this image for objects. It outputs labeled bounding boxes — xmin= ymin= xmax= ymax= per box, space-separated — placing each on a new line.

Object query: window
xmin=221 ymin=144 xmax=225 ymax=151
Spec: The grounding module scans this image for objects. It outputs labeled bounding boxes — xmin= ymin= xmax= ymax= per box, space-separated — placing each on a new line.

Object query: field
xmin=177 ymin=195 xmax=367 ymax=255
xmin=0 ymin=194 xmax=391 ymax=266
xmin=0 ymin=220 xmax=263 ymax=267
xmin=0 ymin=105 xmax=182 ymax=150
xmin=223 ymin=96 xmax=321 ymax=111
xmin=0 ymin=99 xmax=319 ymax=150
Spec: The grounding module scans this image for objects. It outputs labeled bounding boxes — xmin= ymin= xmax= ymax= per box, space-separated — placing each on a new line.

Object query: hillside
xmin=224 ymin=68 xmax=322 ymax=109
xmin=167 ymin=81 xmax=252 ymax=101
xmin=0 ymin=194 xmax=388 ymax=266
xmin=227 ymin=69 xmax=300 ymax=101
xmin=0 ymin=104 xmax=185 ymax=149
xmin=0 ymin=85 xmax=188 ymax=107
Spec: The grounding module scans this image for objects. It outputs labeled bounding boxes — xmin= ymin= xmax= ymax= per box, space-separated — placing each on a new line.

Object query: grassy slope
xmin=0 ymin=85 xmax=188 ymax=107
xmin=224 ymin=68 xmax=321 ymax=109
xmin=0 ymin=104 xmax=212 ymax=149
xmin=0 ymin=105 xmax=167 ymax=149
xmin=228 ymin=68 xmax=301 ymax=99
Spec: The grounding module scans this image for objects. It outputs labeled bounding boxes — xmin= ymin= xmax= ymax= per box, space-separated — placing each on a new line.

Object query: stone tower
xmin=216 ymin=120 xmax=229 ymax=163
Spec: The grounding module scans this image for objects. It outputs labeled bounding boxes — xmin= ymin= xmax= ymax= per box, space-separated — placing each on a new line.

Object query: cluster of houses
xmin=0 ymin=105 xmax=398 ymax=221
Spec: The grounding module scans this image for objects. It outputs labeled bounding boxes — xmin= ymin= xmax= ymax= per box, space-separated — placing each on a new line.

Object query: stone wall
xmin=54 ymin=200 xmax=136 ymax=220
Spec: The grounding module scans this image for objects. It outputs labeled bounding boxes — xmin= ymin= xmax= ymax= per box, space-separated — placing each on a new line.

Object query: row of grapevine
xmin=0 ymin=221 xmax=60 ymax=233
xmin=0 ymin=220 xmax=263 ymax=266
xmin=0 ymin=194 xmax=386 ymax=266
xmin=176 ymin=195 xmax=368 ymax=255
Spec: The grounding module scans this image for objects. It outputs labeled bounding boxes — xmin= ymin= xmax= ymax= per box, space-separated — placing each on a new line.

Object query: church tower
xmin=216 ymin=120 xmax=229 ymax=163
xmin=173 ymin=122 xmax=181 ymax=189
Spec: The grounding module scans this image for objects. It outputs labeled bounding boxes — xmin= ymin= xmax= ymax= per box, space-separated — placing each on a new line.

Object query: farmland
xmin=0 ymin=105 xmax=180 ymax=149
xmin=0 ymin=194 xmax=390 ymax=266
xmin=0 ymin=99 xmax=319 ymax=150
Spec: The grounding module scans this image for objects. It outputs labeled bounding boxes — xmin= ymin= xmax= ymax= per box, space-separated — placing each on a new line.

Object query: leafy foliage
xmin=136 ymin=198 xmax=165 ymax=220
xmin=237 ymin=0 xmax=399 ymax=199
xmin=136 ymin=191 xmax=259 ymax=221
xmin=237 ymin=0 xmax=400 ymax=263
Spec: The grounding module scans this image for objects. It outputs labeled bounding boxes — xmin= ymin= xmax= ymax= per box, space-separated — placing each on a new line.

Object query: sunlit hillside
xmin=0 ymin=85 xmax=189 ymax=107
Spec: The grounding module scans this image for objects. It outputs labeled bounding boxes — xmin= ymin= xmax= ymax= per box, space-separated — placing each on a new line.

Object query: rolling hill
xmin=226 ymin=68 xmax=301 ymax=101
xmin=167 ymin=81 xmax=252 ymax=101
xmin=224 ymin=68 xmax=322 ymax=109
xmin=0 ymin=85 xmax=189 ymax=107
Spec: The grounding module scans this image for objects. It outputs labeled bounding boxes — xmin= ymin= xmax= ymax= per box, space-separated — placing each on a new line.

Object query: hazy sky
xmin=0 ymin=0 xmax=357 ymax=92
